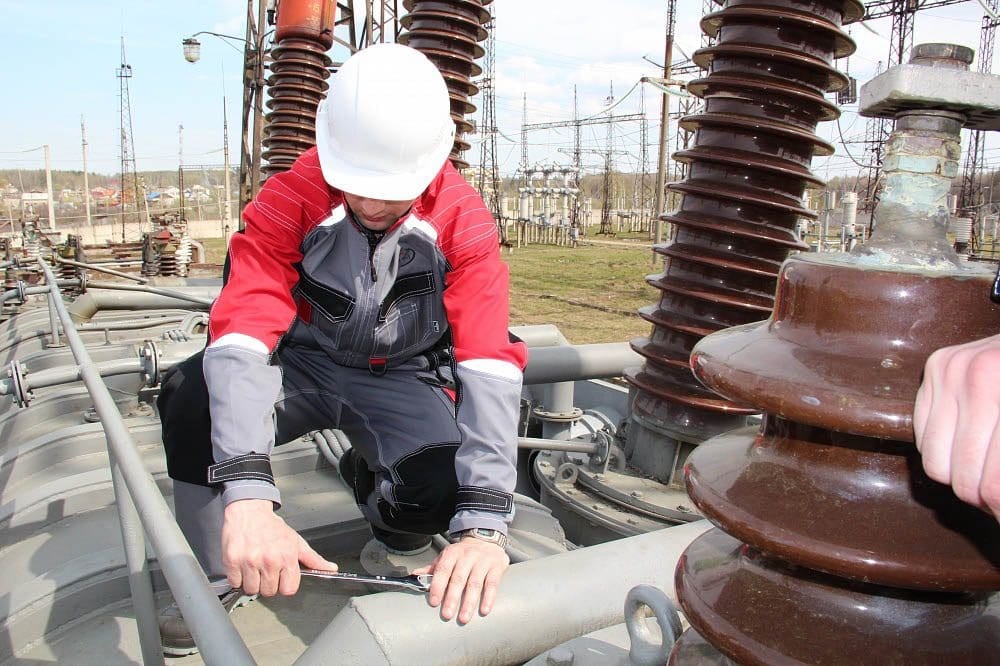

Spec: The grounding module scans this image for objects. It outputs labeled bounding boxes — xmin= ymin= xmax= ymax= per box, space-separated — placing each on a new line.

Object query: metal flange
xmin=6 ymin=360 xmax=31 ymax=408
xmin=138 ymin=340 xmax=160 ymax=388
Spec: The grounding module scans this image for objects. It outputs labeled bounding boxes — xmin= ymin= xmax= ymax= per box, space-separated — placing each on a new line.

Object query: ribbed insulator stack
xmin=175 ymin=233 xmax=192 ymax=277
xmin=57 ymin=261 xmax=77 ymax=282
xmin=262 ymin=0 xmax=336 ymax=176
xmin=157 ymin=247 xmax=178 ymax=277
xmin=400 ymin=0 xmax=492 ymax=169
xmin=672 ymin=42 xmax=1000 ymax=664
xmin=623 ymin=0 xmax=863 ymax=484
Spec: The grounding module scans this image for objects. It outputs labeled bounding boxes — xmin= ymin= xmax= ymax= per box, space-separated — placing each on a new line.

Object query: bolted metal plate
xmin=859 ymin=66 xmax=1000 ymax=130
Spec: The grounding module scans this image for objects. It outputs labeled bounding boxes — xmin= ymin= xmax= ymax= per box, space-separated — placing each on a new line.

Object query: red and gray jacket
xmin=203 ymin=148 xmax=527 ymax=534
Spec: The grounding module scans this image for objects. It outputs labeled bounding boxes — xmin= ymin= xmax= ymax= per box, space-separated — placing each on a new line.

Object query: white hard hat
xmin=315 ymin=43 xmax=455 ymax=200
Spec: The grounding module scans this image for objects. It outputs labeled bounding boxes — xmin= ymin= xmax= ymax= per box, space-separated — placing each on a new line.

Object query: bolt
xmin=631 ymin=490 xmax=644 ymax=498
xmin=627 ymin=518 xmax=638 ymax=525
xmin=594 ymin=474 xmax=604 ymax=481
xmin=546 ymin=646 xmax=574 ymax=666
xmin=592 ymin=504 xmax=602 ymax=510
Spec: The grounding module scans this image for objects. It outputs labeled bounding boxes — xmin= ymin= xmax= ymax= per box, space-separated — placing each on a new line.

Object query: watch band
xmin=455 ymin=528 xmax=508 ymax=550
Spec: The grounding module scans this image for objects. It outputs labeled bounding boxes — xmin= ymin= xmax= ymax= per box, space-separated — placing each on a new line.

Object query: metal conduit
xmin=624 ymin=0 xmax=862 ymax=480
xmin=2 ymin=280 xmax=80 ymax=305
xmin=54 ymin=256 xmax=149 ymax=283
xmin=297 ymin=520 xmax=712 ymax=665
xmin=35 ymin=259 xmax=255 ymax=665
xmin=86 ymin=281 xmax=216 ymax=306
xmin=66 ymin=287 xmax=218 ymax=322
xmin=1 ymin=340 xmax=203 ymax=400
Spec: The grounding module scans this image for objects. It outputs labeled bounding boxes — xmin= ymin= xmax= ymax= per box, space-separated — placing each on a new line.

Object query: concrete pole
xmin=652 ymin=21 xmax=675 ymax=263
xmin=81 ymin=117 xmax=93 ymax=226
xmin=44 ymin=144 xmax=56 ymax=230
xmin=223 ymin=95 xmax=234 ymax=240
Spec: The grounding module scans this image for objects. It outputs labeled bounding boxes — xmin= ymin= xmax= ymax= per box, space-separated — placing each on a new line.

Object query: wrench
xmin=300 ymin=568 xmax=433 ymax=593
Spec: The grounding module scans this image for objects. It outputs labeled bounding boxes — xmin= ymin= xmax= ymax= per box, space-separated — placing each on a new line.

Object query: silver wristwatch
xmin=455 ymin=528 xmax=508 ymax=550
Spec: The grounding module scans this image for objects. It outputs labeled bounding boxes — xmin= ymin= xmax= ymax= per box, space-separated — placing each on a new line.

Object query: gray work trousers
xmin=160 ymin=342 xmax=462 ymax=593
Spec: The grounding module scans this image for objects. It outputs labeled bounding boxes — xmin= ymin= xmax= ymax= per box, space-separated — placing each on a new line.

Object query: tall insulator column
xmin=673 ymin=43 xmax=1000 ymax=664
xmin=262 ymin=0 xmax=336 ymax=176
xmin=400 ymin=0 xmax=492 ymax=169
xmin=623 ymin=0 xmax=863 ymax=496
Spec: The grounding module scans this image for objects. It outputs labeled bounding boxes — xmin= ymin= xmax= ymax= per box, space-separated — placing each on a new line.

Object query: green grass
xmin=196 ymin=237 xmax=660 ymax=345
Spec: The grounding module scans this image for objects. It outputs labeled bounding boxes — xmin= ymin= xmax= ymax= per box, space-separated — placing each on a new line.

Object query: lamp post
xmin=181 ymin=3 xmax=268 ymax=223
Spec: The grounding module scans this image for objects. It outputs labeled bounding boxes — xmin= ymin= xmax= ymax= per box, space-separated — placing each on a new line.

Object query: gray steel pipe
xmin=523 ymin=342 xmax=642 ymax=384
xmin=518 ymin=436 xmax=599 ymax=454
xmin=55 ymin=256 xmax=149 ymax=283
xmin=35 ymin=260 xmax=255 ymax=665
xmin=0 ymin=340 xmax=204 ymax=398
xmin=1 ymin=281 xmax=79 ymax=305
xmin=66 ymin=286 xmax=219 ymax=322
xmin=296 ymin=520 xmax=712 ymax=666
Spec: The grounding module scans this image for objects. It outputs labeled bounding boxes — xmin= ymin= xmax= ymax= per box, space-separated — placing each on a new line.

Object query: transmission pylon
xmin=600 ymin=83 xmax=615 ymax=235
xmin=520 ymin=93 xmax=530 ymax=187
xmin=959 ymin=2 xmax=999 ymax=219
xmin=476 ymin=5 xmax=503 ymax=236
xmin=117 ymin=37 xmax=141 ymax=243
xmin=638 ymin=85 xmax=650 ymax=229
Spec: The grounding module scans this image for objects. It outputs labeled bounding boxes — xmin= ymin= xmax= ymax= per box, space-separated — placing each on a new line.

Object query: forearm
xmin=204 ymin=341 xmax=283 ymax=507
xmin=449 ymin=359 xmax=523 ymax=535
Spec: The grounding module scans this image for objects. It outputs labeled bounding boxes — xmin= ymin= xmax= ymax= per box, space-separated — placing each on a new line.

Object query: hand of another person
xmin=221 ymin=499 xmax=338 ymax=596
xmin=413 ymin=536 xmax=510 ymax=624
xmin=913 ymin=332 xmax=1000 ymax=521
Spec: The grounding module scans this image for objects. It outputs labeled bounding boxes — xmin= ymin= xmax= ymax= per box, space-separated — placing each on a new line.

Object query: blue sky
xmin=2 ymin=1 xmax=996 ymax=181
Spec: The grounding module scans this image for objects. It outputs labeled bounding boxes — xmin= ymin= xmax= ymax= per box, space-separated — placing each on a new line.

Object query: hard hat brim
xmin=315 ymin=98 xmax=455 ymax=201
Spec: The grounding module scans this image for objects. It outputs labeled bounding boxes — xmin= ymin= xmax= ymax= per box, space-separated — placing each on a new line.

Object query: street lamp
xmin=182 ymin=37 xmax=202 ymax=63
xmin=181 ymin=5 xmax=270 ymax=223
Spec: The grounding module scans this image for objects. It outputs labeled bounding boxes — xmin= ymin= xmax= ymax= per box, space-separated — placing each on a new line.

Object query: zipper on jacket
xmin=347 ymin=209 xmax=385 ymax=283
xmin=365 ymin=231 xmax=383 ymax=282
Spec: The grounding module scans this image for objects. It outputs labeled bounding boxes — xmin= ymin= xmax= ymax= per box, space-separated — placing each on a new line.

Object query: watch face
xmin=474 ymin=528 xmax=496 ymax=537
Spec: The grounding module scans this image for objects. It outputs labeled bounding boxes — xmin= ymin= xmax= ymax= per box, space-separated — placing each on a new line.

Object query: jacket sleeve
xmin=435 ymin=186 xmax=527 ymax=537
xmin=203 ymin=155 xmax=321 ymax=507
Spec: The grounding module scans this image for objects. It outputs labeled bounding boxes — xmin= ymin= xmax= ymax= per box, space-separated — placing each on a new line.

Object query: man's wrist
xmin=453 ymin=527 xmax=508 ymax=550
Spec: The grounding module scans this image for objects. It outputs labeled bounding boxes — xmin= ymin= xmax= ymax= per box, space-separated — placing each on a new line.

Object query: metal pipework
xmin=263 ymin=0 xmax=336 ymax=176
xmin=65 ymin=286 xmax=218 ymax=323
xmin=673 ymin=44 xmax=1000 ymax=664
xmin=624 ymin=0 xmax=863 ymax=489
xmin=2 ymin=339 xmax=204 ymax=408
xmin=400 ymin=0 xmax=492 ymax=169
xmin=297 ymin=520 xmax=712 ymax=666
xmin=33 ymin=259 xmax=255 ymax=665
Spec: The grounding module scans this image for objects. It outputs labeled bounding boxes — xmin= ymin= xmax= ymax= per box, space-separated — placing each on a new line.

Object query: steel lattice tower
xmin=476 ymin=5 xmax=503 ymax=232
xmin=117 ymin=38 xmax=141 ymax=243
xmin=959 ymin=2 xmax=999 ymax=218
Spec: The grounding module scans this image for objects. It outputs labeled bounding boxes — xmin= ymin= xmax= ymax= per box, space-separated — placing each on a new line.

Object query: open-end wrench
xmin=300 ymin=569 xmax=433 ymax=593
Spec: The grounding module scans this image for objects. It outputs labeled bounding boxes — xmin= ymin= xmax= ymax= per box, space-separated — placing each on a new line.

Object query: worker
xmin=156 ymin=43 xmax=526 ymax=656
xmin=913 ymin=331 xmax=1000 ymax=523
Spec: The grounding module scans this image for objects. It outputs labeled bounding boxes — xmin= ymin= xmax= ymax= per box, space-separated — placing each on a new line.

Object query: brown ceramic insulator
xmin=403 ymin=0 xmax=490 ymax=26
xmin=687 ymin=254 xmax=1000 ymax=590
xmin=675 ymin=254 xmax=1000 ymax=662
xmin=624 ymin=0 xmax=859 ymax=459
xmin=263 ymin=37 xmax=333 ymax=175
xmin=401 ymin=0 xmax=490 ymax=169
xmin=671 ymin=529 xmax=999 ymax=666
xmin=400 ymin=8 xmax=488 ymax=42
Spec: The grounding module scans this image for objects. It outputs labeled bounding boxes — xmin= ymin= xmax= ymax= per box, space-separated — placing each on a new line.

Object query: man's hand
xmin=913 ymin=333 xmax=1000 ymax=520
xmin=412 ymin=536 xmax=510 ymax=624
xmin=221 ymin=499 xmax=338 ymax=596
